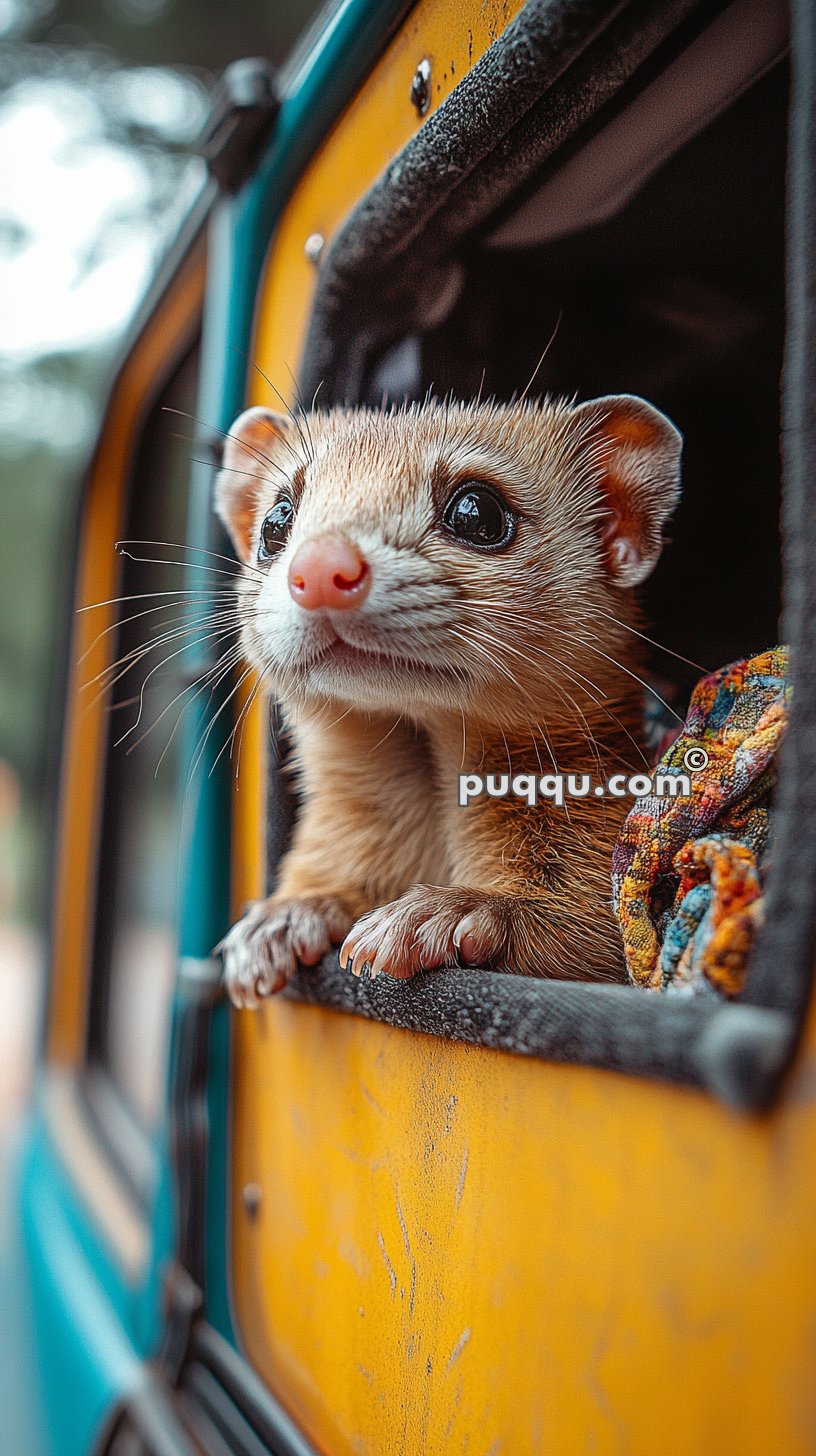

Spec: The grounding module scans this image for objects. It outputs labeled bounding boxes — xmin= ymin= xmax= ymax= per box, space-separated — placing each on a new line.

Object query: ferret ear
xmin=571 ymin=394 xmax=682 ymax=588
xmin=215 ymin=406 xmax=293 ymax=563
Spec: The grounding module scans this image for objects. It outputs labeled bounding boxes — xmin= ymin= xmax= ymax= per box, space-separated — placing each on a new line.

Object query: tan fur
xmin=215 ymin=396 xmax=681 ymax=1006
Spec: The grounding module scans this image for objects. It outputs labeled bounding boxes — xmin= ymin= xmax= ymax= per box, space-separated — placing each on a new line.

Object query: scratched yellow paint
xmin=250 ymin=0 xmax=520 ymax=439
xmin=233 ymin=998 xmax=816 ymax=1455
xmin=231 ymin=2 xmax=816 ymax=1452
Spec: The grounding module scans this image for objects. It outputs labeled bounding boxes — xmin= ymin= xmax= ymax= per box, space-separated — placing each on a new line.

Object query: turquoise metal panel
xmin=181 ymin=0 xmax=415 ymax=1346
xmin=15 ymin=1122 xmax=146 ymax=1456
xmin=0 ymin=1135 xmax=48 ymax=1456
xmin=11 ymin=4 xmax=418 ymax=1449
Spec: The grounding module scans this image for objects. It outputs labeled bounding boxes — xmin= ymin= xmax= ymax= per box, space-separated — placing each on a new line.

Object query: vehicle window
xmin=88 ymin=344 xmax=200 ymax=1136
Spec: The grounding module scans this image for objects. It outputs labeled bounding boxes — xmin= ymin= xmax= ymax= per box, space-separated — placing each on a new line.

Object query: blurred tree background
xmin=0 ymin=0 xmax=319 ymax=931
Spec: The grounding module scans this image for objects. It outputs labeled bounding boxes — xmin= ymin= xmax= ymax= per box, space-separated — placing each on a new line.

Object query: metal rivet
xmin=410 ymin=58 xmax=432 ymax=117
xmin=242 ymin=1182 xmax=262 ymax=1219
xmin=304 ymin=231 xmax=324 ymax=265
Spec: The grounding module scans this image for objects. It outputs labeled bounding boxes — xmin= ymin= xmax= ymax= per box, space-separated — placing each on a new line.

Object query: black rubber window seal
xmin=265 ymin=0 xmax=814 ymax=1113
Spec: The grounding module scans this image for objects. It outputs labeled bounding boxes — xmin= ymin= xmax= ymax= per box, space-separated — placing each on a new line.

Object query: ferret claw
xmin=219 ymin=895 xmax=353 ymax=1009
xmin=340 ymin=886 xmax=502 ymax=983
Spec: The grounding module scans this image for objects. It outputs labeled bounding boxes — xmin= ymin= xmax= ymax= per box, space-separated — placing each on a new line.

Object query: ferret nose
xmin=287 ymin=535 xmax=371 ymax=611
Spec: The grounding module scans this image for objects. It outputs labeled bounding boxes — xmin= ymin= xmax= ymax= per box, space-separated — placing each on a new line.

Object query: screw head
xmin=304 ymin=231 xmax=324 ymax=265
xmin=242 ymin=1182 xmax=262 ymax=1219
xmin=410 ymin=58 xmax=432 ymax=118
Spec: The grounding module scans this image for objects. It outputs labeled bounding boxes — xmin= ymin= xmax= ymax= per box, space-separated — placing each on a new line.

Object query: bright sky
xmin=0 ymin=66 xmax=207 ymax=361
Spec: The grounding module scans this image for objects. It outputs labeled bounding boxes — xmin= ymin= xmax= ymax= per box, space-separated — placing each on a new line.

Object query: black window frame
xmin=265 ymin=0 xmax=816 ymax=1112
xmin=81 ymin=334 xmax=204 ymax=1210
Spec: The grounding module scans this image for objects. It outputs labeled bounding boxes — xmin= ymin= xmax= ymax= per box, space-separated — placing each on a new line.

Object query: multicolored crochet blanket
xmin=612 ymin=647 xmax=790 ymax=997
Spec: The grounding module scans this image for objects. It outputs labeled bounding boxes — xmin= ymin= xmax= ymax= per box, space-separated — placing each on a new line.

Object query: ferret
xmin=215 ymin=395 xmax=681 ymax=1008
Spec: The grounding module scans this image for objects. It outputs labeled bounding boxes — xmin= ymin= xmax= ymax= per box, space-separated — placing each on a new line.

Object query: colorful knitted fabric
xmin=612 ymin=647 xmax=790 ymax=996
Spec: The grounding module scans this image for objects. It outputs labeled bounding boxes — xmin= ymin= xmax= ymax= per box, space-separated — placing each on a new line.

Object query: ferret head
xmin=215 ymin=397 xmax=681 ymax=727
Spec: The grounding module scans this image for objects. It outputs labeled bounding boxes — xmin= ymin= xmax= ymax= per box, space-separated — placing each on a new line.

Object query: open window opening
xmin=357 ymin=8 xmax=787 ymax=677
xmin=84 ymin=342 xmax=201 ymax=1204
xmin=273 ymin=0 xmax=814 ymax=1110
xmin=417 ymin=68 xmax=786 ymax=677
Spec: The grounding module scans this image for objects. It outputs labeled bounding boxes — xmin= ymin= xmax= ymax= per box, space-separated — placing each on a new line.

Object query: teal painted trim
xmin=247 ymin=0 xmax=414 ymax=318
xmin=176 ymin=692 xmax=234 ymax=962
xmin=37 ymin=1098 xmax=142 ymax=1333
xmin=7 ymin=11 xmax=421 ymax=1441
xmin=137 ymin=1109 xmax=177 ymax=1357
xmin=0 ymin=1132 xmax=49 ymax=1456
xmin=167 ymin=0 xmax=415 ymax=1352
xmin=17 ymin=1114 xmax=147 ymax=1456
xmin=175 ymin=0 xmax=416 ymax=956
xmin=198 ymin=1000 xmax=234 ymax=1340
xmin=197 ymin=0 xmax=415 ymax=454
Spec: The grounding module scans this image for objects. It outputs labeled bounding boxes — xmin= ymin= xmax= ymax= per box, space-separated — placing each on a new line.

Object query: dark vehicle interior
xmin=365 ymin=0 xmax=788 ymax=678
xmin=287 ymin=0 xmax=807 ymax=1103
xmin=426 ymin=70 xmax=786 ymax=675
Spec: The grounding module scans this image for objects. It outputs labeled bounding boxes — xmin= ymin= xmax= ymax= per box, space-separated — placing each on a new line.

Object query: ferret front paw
xmin=339 ymin=885 xmax=507 ymax=982
xmin=220 ymin=895 xmax=353 ymax=1008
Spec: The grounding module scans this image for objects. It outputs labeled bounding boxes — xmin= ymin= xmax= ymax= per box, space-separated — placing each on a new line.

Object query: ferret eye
xmin=443 ymin=483 xmax=515 ymax=549
xmin=259 ymin=499 xmax=295 ymax=559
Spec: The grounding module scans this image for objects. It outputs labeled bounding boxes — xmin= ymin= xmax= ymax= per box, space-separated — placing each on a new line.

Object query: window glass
xmin=90 ymin=344 xmax=200 ymax=1132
